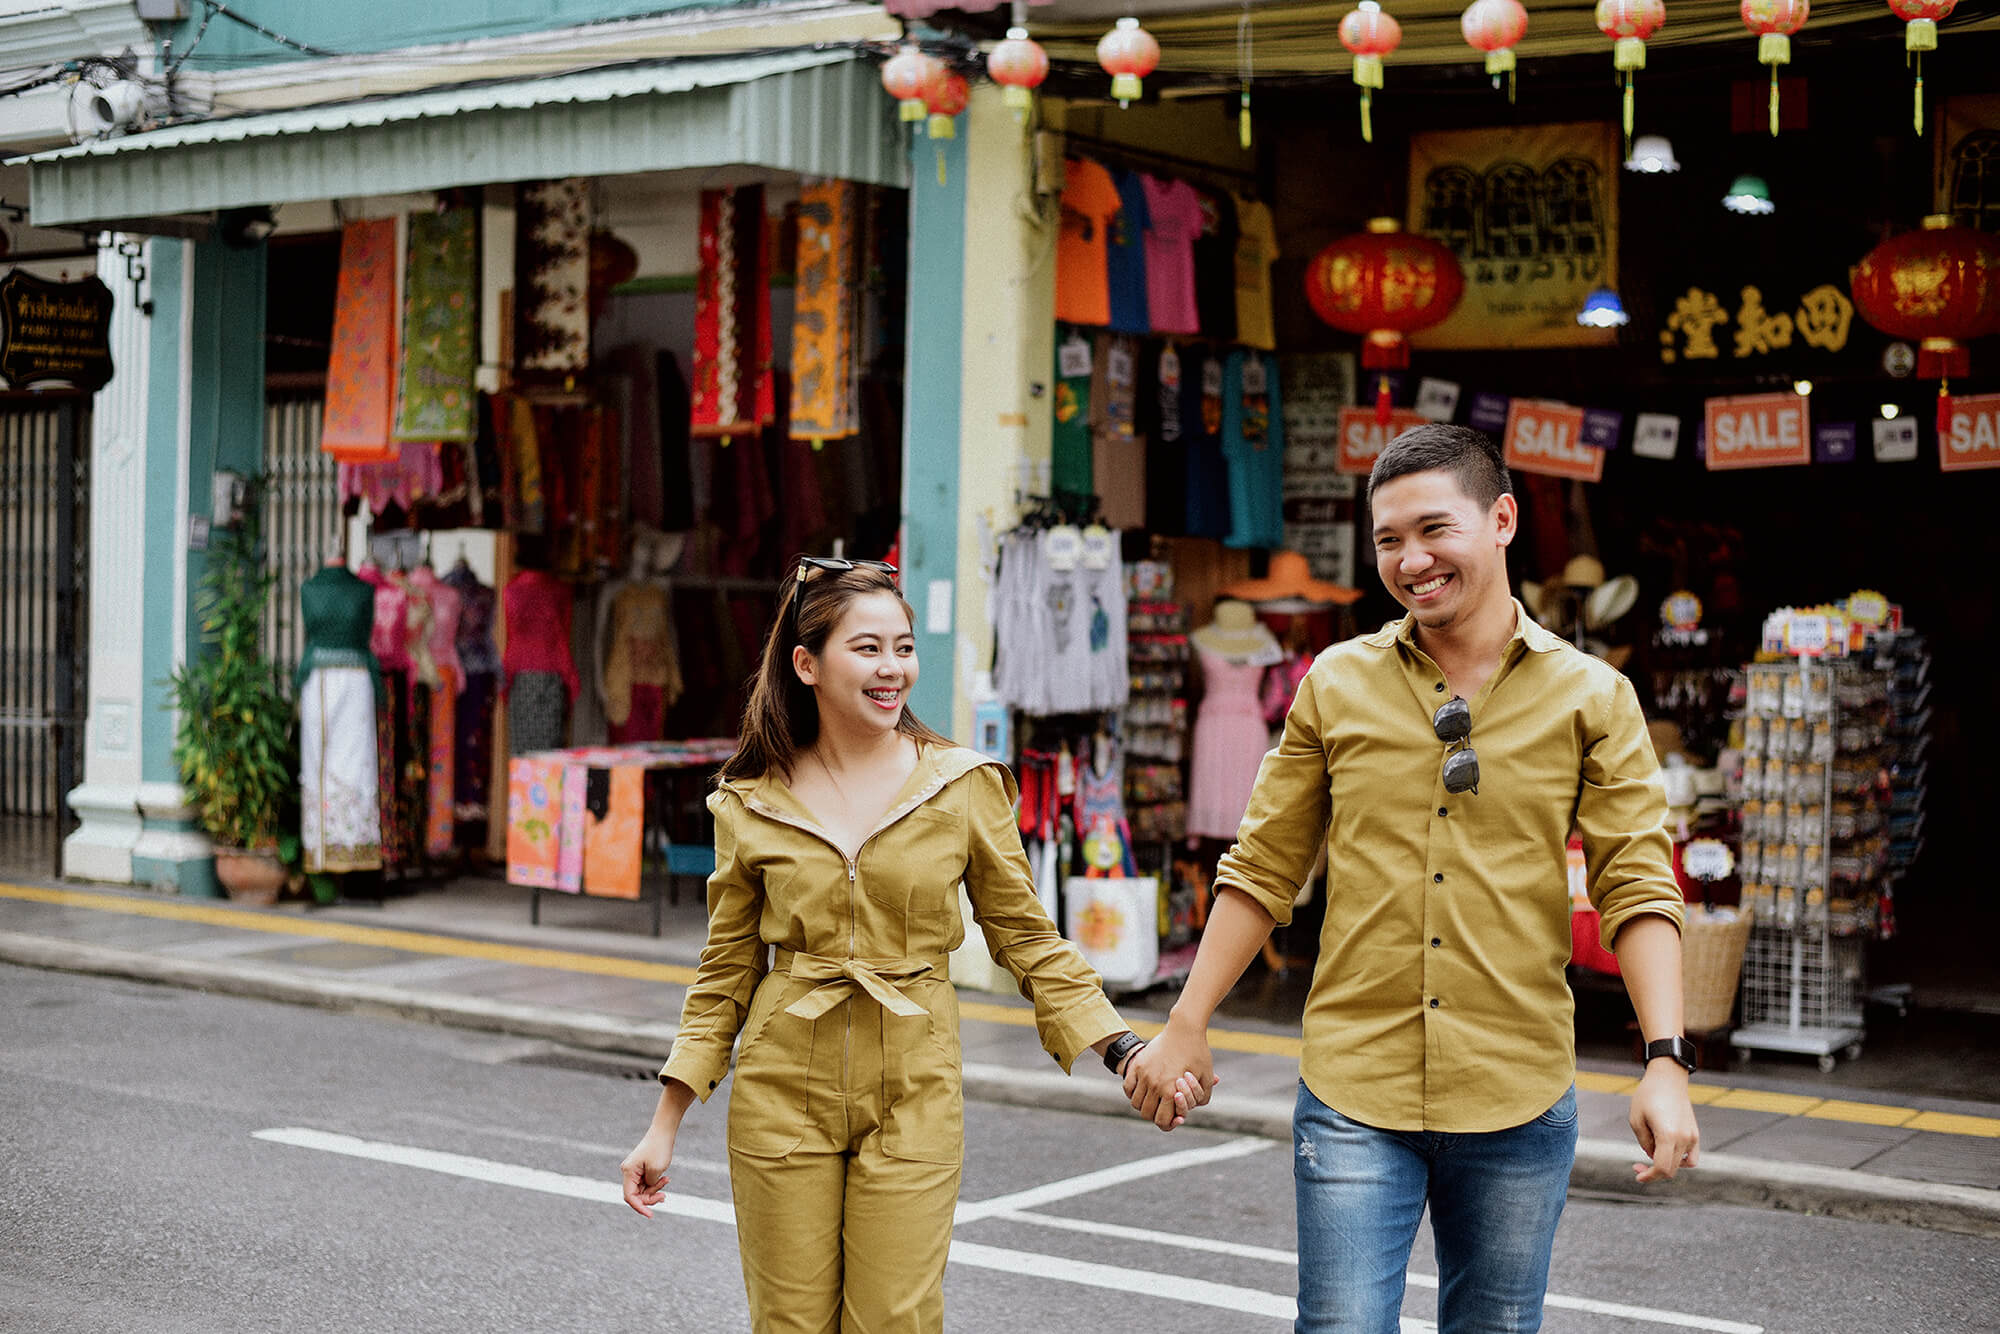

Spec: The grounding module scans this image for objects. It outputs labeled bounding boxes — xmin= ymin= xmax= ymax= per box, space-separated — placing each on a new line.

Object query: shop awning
xmin=20 ymin=49 xmax=907 ymax=230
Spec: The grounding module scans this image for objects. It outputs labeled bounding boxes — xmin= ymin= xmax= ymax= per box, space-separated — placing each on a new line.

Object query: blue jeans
xmin=1293 ymin=1081 xmax=1577 ymax=1334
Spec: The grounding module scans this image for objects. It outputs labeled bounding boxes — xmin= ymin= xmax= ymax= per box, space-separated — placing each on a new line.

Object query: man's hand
xmin=1628 ymin=1063 xmax=1700 ymax=1183
xmin=1123 ymin=1013 xmax=1218 ymax=1131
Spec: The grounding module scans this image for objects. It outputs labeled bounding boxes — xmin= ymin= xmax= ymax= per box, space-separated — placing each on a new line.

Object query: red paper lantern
xmin=1307 ymin=218 xmax=1465 ymax=421
xmin=1462 ymin=0 xmax=1529 ymax=103
xmin=988 ymin=27 xmax=1049 ymax=121
xmin=1741 ymin=0 xmax=1809 ymax=137
xmin=925 ymin=70 xmax=969 ymax=140
xmin=1096 ymin=17 xmax=1160 ymax=108
xmin=1851 ymin=215 xmax=2000 ymax=434
xmin=1339 ymin=2 xmax=1402 ymax=144
xmin=881 ymin=45 xmax=945 ymax=124
xmin=1594 ymin=0 xmax=1665 ymax=150
xmin=1888 ymin=0 xmax=1955 ymax=134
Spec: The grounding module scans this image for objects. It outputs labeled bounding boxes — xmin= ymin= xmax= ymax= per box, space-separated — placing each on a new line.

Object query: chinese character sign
xmin=1406 ymin=121 xmax=1619 ymax=350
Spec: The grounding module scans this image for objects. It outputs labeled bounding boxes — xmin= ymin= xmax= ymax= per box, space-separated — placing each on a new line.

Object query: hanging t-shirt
xmin=1056 ymin=158 xmax=1122 ymax=327
xmin=1233 ymin=194 xmax=1280 ymax=351
xmin=1052 ymin=328 xmax=1095 ymax=498
xmin=1137 ymin=340 xmax=1189 ymax=536
xmin=1193 ymin=190 xmax=1239 ymax=344
xmin=1091 ymin=333 xmax=1144 ymax=529
xmin=1184 ymin=347 xmax=1231 ymax=540
xmin=1140 ymin=174 xmax=1204 ymax=336
xmin=1107 ymin=170 xmax=1152 ymax=335
xmin=1223 ymin=349 xmax=1285 ymax=550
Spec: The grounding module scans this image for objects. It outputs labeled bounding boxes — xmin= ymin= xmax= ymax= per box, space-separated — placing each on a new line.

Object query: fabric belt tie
xmin=774 ymin=949 xmax=945 ymax=1021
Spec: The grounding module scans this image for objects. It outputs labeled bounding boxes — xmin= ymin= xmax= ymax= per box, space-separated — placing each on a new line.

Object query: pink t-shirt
xmin=1141 ymin=175 xmax=1204 ymax=335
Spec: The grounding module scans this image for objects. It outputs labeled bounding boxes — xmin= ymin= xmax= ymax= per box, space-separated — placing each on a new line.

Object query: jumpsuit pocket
xmin=860 ymin=808 xmax=963 ymax=923
xmin=727 ymin=977 xmax=813 ymax=1158
xmin=881 ymin=984 xmax=964 ymax=1165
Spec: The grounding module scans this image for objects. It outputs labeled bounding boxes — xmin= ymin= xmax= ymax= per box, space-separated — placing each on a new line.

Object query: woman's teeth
xmin=865 ymin=688 xmax=901 ymax=703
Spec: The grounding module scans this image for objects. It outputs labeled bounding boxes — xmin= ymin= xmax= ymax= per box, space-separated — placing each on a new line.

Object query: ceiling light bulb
xmin=1793 ymin=379 xmax=1812 ymax=396
xmin=1880 ymin=404 xmax=1901 ymax=420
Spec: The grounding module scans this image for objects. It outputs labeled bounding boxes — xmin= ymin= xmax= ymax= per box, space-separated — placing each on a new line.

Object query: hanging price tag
xmin=1107 ymin=340 xmax=1134 ymax=388
xmin=1202 ymin=358 xmax=1225 ymax=397
xmin=1240 ymin=356 xmax=1267 ymax=395
xmin=1632 ymin=413 xmax=1681 ymax=460
xmin=1058 ymin=336 xmax=1092 ymax=379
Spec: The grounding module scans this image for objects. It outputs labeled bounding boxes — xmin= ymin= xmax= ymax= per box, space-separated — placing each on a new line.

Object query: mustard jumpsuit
xmin=660 ymin=745 xmax=1125 ymax=1334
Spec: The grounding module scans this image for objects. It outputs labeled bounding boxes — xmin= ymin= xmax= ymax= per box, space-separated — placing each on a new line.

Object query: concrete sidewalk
xmin=2 ymin=875 xmax=1996 ymax=1239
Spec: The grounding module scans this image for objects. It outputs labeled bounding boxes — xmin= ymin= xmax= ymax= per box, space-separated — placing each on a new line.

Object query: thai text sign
xmin=1704 ymin=393 xmax=1810 ymax=470
xmin=1335 ymin=407 xmax=1429 ymax=476
xmin=1940 ymin=393 xmax=2000 ymax=472
xmin=0 ymin=270 xmax=113 ymax=392
xmin=1503 ymin=399 xmax=1601 ymax=481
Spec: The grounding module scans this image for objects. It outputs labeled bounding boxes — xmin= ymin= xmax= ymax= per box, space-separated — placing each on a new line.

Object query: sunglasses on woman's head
xmin=1433 ymin=695 xmax=1480 ymax=795
xmin=789 ymin=556 xmax=898 ymax=631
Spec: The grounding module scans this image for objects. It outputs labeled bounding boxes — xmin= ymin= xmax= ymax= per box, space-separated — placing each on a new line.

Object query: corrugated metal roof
xmin=23 ymin=49 xmax=907 ymax=225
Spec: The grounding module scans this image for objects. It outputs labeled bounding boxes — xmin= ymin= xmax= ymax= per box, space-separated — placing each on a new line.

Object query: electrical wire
xmin=200 ymin=1 xmax=343 ymax=60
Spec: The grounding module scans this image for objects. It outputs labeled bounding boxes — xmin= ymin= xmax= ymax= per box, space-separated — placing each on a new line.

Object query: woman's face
xmin=794 ymin=590 xmax=918 ymax=738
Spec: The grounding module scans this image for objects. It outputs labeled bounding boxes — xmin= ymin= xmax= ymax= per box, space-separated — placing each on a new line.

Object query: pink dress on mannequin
xmin=1187 ymin=647 xmax=1271 ymax=840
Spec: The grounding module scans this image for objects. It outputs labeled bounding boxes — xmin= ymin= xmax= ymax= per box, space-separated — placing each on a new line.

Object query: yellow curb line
xmin=9 ymin=882 xmax=2000 ymax=1140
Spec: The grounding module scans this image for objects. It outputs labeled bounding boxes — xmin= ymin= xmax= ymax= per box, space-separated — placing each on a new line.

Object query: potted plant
xmin=164 ymin=495 xmax=298 ymax=904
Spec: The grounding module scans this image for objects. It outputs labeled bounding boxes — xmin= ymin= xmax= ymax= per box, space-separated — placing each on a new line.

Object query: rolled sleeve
xmin=1579 ymin=675 xmax=1686 ymax=951
xmin=1212 ymin=676 xmax=1332 ymax=928
xmin=964 ymin=764 xmax=1125 ymax=1073
xmin=658 ymin=795 xmax=767 ymax=1100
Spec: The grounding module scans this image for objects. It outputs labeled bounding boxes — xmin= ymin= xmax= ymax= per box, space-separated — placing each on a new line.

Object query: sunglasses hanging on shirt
xmin=1433 ymin=695 xmax=1480 ymax=795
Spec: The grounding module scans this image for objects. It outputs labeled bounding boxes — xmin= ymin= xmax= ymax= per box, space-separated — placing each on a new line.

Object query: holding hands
xmin=1120 ymin=1014 xmax=1219 ymax=1131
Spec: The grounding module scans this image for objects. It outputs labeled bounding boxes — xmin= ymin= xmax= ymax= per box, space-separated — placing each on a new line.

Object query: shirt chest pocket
xmin=859 ymin=808 xmax=966 ymax=923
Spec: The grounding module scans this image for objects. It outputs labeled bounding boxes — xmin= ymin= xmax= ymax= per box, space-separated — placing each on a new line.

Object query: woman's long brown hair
xmin=719 ymin=562 xmax=951 ymax=783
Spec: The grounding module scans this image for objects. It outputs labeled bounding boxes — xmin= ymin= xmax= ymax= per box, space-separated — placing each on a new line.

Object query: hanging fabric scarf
xmin=323 ymin=218 xmax=400 ymax=462
xmin=691 ymin=184 xmax=774 ymax=440
xmin=788 ymin=180 xmax=862 ymax=445
xmin=513 ymin=179 xmax=592 ymax=378
xmin=396 ymin=207 xmax=480 ymax=442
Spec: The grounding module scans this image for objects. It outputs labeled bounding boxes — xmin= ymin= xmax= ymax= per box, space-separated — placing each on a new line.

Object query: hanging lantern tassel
xmin=1491 ymin=49 xmax=1517 ymax=105
xmin=1595 ymin=2 xmax=1663 ymax=161
xmin=1908 ymin=17 xmax=1937 ymax=135
xmin=1742 ymin=1 xmax=1808 ymax=138
xmin=1760 ymin=34 xmax=1789 ymax=137
xmin=1615 ymin=38 xmax=1645 ymax=148
xmin=1938 ymin=379 xmax=1953 ymax=440
xmin=1339 ymin=3 xmax=1401 ymax=146
xmin=1375 ymin=374 xmax=1394 ymax=425
xmin=1354 ymin=54 xmax=1382 ymax=143
xmin=1240 ymin=86 xmax=1253 ymax=150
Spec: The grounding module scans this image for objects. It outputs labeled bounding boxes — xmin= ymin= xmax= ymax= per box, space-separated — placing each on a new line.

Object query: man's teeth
xmin=1412 ymin=575 xmax=1450 ymax=596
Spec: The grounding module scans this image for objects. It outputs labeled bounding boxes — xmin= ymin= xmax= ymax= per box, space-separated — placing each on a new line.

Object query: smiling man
xmin=1126 ymin=424 xmax=1698 ymax=1334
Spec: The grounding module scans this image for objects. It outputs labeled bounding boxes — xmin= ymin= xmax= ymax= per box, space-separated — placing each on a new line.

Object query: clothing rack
xmin=1062 ymin=131 xmax=1259 ymax=191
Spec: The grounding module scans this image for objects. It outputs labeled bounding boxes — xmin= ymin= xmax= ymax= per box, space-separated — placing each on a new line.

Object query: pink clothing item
xmin=1187 ymin=648 xmax=1270 ymax=840
xmin=338 ymin=440 xmax=444 ymax=514
xmin=502 ymin=569 xmax=580 ymax=700
xmin=607 ymin=682 xmax=667 ymax=744
xmin=1141 ymin=175 xmax=1204 ymax=335
xmin=363 ymin=568 xmax=411 ymax=672
xmin=407 ymin=567 xmax=464 ymax=690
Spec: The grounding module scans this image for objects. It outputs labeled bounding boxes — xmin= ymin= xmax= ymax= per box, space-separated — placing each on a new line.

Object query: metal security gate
xmin=261 ymin=393 xmax=337 ymax=679
xmin=0 ymin=394 xmax=88 ymax=878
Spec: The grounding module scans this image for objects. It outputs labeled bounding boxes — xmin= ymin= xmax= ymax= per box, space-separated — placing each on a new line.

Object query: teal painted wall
xmin=140 ymin=240 xmax=185 ymax=785
xmin=182 ymin=240 xmax=269 ymax=663
xmin=900 ymin=131 xmax=966 ymax=738
xmin=166 ymin=1 xmax=734 ymax=67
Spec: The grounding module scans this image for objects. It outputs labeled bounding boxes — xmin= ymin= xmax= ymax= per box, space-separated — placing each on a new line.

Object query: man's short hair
xmin=1367 ymin=424 xmax=1513 ymax=509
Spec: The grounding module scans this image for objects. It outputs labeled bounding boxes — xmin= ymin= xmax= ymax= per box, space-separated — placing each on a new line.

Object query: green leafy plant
xmin=164 ymin=498 xmax=296 ymax=852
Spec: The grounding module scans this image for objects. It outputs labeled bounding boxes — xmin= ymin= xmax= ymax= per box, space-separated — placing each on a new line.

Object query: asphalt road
xmin=2 ymin=964 xmax=1994 ymax=1334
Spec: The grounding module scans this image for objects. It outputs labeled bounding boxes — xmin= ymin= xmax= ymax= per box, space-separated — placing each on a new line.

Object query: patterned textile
xmin=339 ymin=441 xmax=443 ymax=517
xmin=514 ymin=179 xmax=592 ymax=376
xmin=454 ymin=670 xmax=497 ymax=840
xmin=402 ymin=682 xmax=433 ymax=864
xmin=691 ymin=185 xmax=775 ymax=439
xmin=300 ymin=667 xmax=382 ymax=873
xmin=581 ymin=766 xmax=645 ymax=899
xmin=396 ymin=207 xmax=479 ymax=442
xmin=505 ymin=757 xmax=562 ymax=888
xmin=426 ymin=665 xmax=458 ymax=859
xmin=376 ymin=667 xmax=411 ymax=868
xmin=323 ymin=219 xmax=399 ymax=462
xmin=508 ymin=670 xmax=569 ymax=755
xmin=556 ymin=762 xmax=588 ymax=891
xmin=789 ymin=180 xmax=862 ymax=444
xmin=494 ymin=394 xmax=545 ymax=533
xmin=444 ymin=566 xmax=500 ymax=677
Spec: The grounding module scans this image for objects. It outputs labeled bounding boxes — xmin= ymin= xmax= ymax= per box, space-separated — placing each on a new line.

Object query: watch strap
xmin=1102 ymin=1030 xmax=1144 ymax=1075
xmin=1645 ymin=1035 xmax=1698 ymax=1074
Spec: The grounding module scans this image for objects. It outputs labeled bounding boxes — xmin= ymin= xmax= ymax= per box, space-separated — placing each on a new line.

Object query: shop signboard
xmin=1703 ymin=393 xmax=1810 ymax=470
xmin=1502 ymin=399 xmax=1601 ymax=481
xmin=0 ymin=270 xmax=114 ymax=392
xmin=1334 ymin=406 xmax=1428 ymax=476
xmin=1282 ymin=352 xmax=1361 ymax=585
xmin=1939 ymin=393 xmax=2000 ymax=472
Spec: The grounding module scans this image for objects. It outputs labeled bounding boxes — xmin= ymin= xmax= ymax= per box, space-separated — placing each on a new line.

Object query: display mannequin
xmin=407 ymin=556 xmax=464 ymax=858
xmin=443 ymin=551 xmax=500 ymax=846
xmin=297 ymin=545 xmax=383 ymax=875
xmin=594 ymin=531 xmax=686 ymax=744
xmin=1187 ymin=599 xmax=1282 ymax=842
xmin=503 ymin=567 xmax=580 ymax=755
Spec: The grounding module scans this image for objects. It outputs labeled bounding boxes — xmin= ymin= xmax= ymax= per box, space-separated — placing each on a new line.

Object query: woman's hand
xmin=620 ymin=1127 xmax=677 ymax=1218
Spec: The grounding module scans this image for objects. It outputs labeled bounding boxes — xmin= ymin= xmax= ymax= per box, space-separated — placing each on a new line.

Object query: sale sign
xmin=1703 ymin=392 xmax=1810 ymax=470
xmin=1939 ymin=393 xmax=2000 ymax=471
xmin=1335 ymin=407 xmax=1430 ymax=476
xmin=1502 ymin=399 xmax=1601 ymax=481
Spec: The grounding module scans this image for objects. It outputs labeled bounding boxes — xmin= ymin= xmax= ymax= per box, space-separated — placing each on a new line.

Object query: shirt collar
xmin=1362 ymin=598 xmax=1567 ymax=657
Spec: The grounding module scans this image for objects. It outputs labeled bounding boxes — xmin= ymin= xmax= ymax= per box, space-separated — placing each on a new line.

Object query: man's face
xmin=1370 ymin=468 xmax=1517 ymax=634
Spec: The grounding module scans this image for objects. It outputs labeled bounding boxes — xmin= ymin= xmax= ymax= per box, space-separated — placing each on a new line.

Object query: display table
xmin=505 ymin=738 xmax=735 ymax=934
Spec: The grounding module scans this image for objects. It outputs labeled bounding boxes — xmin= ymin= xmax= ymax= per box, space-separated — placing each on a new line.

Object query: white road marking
xmin=388 ymin=1112 xmax=729 ymax=1175
xmin=952 ymin=1136 xmax=1274 ymax=1223
xmin=254 ymin=1128 xmax=1761 ymax=1333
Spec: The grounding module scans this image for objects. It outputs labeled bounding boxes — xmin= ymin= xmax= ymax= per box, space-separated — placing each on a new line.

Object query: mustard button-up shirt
xmin=1216 ymin=602 xmax=1684 ymax=1134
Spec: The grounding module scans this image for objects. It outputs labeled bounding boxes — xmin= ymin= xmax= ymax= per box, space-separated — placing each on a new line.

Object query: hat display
xmin=1560 ymin=554 xmax=1605 ymax=589
xmin=1190 ymin=598 xmax=1282 ymax=659
xmin=1584 ymin=574 xmax=1640 ymax=631
xmin=1221 ymin=551 xmax=1363 ymax=606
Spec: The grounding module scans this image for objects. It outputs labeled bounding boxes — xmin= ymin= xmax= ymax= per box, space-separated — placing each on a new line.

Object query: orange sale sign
xmin=1502 ymin=400 xmax=1601 ymax=481
xmin=1939 ymin=393 xmax=2000 ymax=472
xmin=1704 ymin=393 xmax=1810 ymax=470
xmin=1335 ymin=407 xmax=1431 ymax=476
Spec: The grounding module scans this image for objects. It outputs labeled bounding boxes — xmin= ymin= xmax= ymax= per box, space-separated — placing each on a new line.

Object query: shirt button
xmin=1429 ymin=998 xmax=1440 ymax=1008
xmin=1431 ymin=938 xmax=1442 ymax=947
xmin=1433 ymin=872 xmax=1444 ymax=883
xmin=1438 ymin=806 xmax=1448 ymax=817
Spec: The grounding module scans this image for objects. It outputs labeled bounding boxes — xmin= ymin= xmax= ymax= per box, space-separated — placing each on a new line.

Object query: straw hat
xmin=1561 ymin=554 xmax=1605 ymax=589
xmin=1191 ymin=598 xmax=1280 ymax=658
xmin=1221 ymin=551 xmax=1363 ymax=606
xmin=1584 ymin=574 xmax=1640 ymax=631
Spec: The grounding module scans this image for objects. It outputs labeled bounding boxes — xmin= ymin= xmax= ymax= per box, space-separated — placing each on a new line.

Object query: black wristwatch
xmin=1102 ymin=1031 xmax=1145 ymax=1075
xmin=1644 ymin=1035 xmax=1698 ymax=1075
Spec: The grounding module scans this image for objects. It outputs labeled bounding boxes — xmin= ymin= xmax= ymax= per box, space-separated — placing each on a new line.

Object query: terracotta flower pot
xmin=213 ymin=847 xmax=287 ymax=906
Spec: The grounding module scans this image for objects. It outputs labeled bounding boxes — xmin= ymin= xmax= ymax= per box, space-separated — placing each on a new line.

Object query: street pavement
xmin=5 ymin=966 xmax=1997 ymax=1334
xmin=1 ymin=874 xmax=1997 ymax=1247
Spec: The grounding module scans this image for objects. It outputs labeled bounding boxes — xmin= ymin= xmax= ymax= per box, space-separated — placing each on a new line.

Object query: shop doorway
xmin=0 ymin=393 xmax=89 ymax=880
